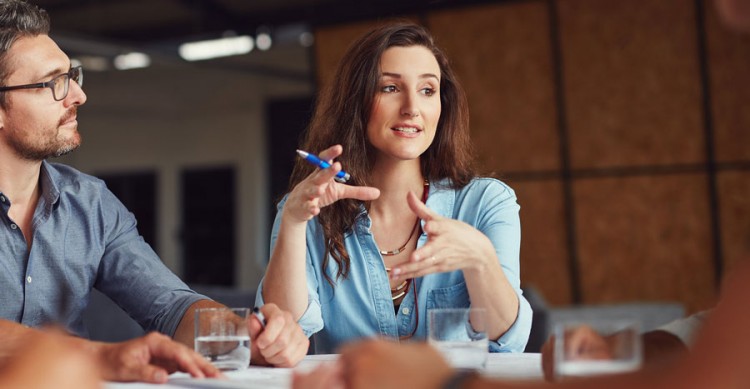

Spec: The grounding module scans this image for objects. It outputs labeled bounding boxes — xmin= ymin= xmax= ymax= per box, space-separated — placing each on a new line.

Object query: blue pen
xmin=252 ymin=307 xmax=266 ymax=328
xmin=296 ymin=149 xmax=351 ymax=183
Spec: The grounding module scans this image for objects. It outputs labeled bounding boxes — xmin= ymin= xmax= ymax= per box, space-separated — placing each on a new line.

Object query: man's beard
xmin=6 ymin=108 xmax=81 ymax=161
xmin=7 ymin=132 xmax=80 ymax=160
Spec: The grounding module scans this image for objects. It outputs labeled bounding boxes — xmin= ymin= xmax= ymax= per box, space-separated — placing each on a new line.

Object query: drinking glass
xmin=194 ymin=307 xmax=251 ymax=371
xmin=428 ymin=307 xmax=488 ymax=370
xmin=553 ymin=318 xmax=642 ymax=379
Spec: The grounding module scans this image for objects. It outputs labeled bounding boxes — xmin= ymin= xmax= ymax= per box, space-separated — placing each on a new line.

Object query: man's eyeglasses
xmin=0 ymin=66 xmax=83 ymax=101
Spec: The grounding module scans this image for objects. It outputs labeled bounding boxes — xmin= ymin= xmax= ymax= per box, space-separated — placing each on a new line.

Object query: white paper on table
xmin=167 ymin=355 xmax=340 ymax=389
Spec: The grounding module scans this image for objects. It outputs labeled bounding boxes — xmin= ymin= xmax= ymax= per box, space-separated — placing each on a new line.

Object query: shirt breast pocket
xmin=425 ymin=281 xmax=470 ymax=310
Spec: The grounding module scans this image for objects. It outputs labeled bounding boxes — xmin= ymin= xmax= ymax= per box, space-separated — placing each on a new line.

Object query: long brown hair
xmin=289 ymin=22 xmax=476 ymax=285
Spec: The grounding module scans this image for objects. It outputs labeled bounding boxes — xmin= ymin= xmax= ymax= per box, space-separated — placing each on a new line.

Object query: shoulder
xmin=44 ymin=161 xmax=108 ymax=192
xmin=428 ymin=177 xmax=518 ymax=219
xmin=462 ymin=177 xmax=516 ymax=197
xmin=43 ymin=162 xmax=121 ymax=210
xmin=433 ymin=177 xmax=516 ymax=201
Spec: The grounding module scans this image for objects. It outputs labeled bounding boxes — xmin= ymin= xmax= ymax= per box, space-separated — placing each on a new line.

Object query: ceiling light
xmin=299 ymin=32 xmax=314 ymax=47
xmin=256 ymin=33 xmax=272 ymax=51
xmin=179 ymin=35 xmax=254 ymax=61
xmin=113 ymin=52 xmax=151 ymax=70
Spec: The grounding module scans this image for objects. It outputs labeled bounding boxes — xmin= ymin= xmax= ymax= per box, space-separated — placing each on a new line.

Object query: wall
xmin=58 ymin=49 xmax=313 ymax=290
xmin=313 ymin=0 xmax=750 ymax=312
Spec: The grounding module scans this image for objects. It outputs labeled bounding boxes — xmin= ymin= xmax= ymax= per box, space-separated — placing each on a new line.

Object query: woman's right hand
xmin=283 ymin=145 xmax=380 ymax=223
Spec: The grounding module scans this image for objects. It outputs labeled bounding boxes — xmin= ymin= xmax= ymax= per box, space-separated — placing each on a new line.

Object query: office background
xmin=45 ymin=0 xmax=749 ymax=315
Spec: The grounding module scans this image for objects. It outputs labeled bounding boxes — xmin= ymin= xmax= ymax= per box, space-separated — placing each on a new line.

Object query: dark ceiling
xmin=31 ymin=0 xmax=498 ymax=78
xmin=34 ymin=0 xmax=482 ymax=46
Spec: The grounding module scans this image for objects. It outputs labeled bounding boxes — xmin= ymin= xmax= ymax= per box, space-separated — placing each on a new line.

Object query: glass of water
xmin=428 ymin=307 xmax=488 ymax=370
xmin=194 ymin=307 xmax=251 ymax=371
xmin=553 ymin=318 xmax=642 ymax=380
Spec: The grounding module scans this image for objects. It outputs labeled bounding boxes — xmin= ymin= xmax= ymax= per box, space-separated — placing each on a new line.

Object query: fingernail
xmin=391 ymin=268 xmax=401 ymax=275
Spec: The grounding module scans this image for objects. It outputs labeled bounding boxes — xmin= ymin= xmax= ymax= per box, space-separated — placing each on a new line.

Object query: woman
xmin=256 ymin=22 xmax=531 ymax=354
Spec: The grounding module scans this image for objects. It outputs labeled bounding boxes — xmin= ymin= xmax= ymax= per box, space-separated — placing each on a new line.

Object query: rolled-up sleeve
xmin=477 ymin=180 xmax=532 ymax=352
xmin=491 ymin=290 xmax=532 ymax=352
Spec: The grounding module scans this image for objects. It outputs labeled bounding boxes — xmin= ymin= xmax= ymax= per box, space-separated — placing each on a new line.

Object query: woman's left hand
xmin=390 ymin=191 xmax=496 ymax=281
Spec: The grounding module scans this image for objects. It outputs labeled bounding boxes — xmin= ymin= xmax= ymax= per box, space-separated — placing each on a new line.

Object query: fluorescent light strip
xmin=113 ymin=52 xmax=151 ymax=70
xmin=179 ymin=35 xmax=254 ymax=61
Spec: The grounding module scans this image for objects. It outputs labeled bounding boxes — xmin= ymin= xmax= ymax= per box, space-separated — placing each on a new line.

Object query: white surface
xmin=433 ymin=341 xmax=488 ymax=370
xmin=105 ymin=353 xmax=542 ymax=389
xmin=557 ymin=359 xmax=640 ymax=377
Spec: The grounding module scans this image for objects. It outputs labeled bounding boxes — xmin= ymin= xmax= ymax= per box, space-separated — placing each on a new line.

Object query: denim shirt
xmin=0 ymin=161 xmax=207 ymax=337
xmin=257 ymin=177 xmax=532 ymax=353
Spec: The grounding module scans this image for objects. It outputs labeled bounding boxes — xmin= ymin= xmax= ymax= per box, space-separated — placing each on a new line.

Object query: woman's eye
xmin=421 ymin=87 xmax=436 ymax=96
xmin=381 ymin=85 xmax=398 ymax=93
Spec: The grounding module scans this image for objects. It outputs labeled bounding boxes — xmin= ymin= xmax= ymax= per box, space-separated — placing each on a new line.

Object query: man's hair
xmin=0 ymin=0 xmax=50 ymax=105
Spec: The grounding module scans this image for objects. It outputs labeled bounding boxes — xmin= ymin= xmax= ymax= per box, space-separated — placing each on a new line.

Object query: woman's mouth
xmin=392 ymin=127 xmax=421 ymax=134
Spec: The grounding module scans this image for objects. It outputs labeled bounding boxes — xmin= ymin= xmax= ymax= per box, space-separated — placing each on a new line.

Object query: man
xmin=0 ymin=0 xmax=308 ymax=383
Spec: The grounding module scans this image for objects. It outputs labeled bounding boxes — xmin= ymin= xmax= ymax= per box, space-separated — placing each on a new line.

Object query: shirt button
xmin=26 ymin=276 xmax=32 ymax=283
xmin=402 ymin=307 xmax=410 ymax=315
xmin=10 ymin=223 xmax=18 ymax=230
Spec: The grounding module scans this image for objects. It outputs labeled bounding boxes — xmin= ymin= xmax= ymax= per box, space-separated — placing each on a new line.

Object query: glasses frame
xmin=0 ymin=66 xmax=83 ymax=101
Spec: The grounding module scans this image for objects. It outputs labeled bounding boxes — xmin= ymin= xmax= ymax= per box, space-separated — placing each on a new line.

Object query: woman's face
xmin=366 ymin=45 xmax=441 ymax=164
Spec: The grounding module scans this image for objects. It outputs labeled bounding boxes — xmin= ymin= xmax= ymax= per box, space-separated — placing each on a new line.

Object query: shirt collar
xmin=354 ymin=177 xmax=457 ymax=231
xmin=40 ymin=161 xmax=62 ymax=208
xmin=424 ymin=177 xmax=455 ymax=219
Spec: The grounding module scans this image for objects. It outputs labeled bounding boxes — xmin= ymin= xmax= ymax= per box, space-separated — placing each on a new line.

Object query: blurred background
xmin=39 ymin=0 xmax=749 ymax=326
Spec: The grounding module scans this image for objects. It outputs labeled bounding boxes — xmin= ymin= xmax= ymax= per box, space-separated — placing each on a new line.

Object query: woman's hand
xmin=283 ymin=145 xmax=380 ymax=224
xmin=248 ymin=303 xmax=309 ymax=367
xmin=390 ymin=191 xmax=496 ymax=281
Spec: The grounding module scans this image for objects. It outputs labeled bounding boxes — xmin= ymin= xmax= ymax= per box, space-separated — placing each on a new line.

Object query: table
xmin=106 ymin=353 xmax=542 ymax=389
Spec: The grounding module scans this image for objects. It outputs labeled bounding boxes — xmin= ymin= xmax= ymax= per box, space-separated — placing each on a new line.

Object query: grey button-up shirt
xmin=0 ymin=161 xmax=207 ymax=337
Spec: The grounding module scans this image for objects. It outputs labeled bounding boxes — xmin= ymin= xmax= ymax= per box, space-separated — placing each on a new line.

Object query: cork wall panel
xmin=428 ymin=2 xmax=560 ymax=174
xmin=314 ymin=17 xmax=420 ymax=92
xmin=508 ymin=179 xmax=572 ymax=305
xmin=705 ymin=0 xmax=750 ymax=163
xmin=718 ymin=171 xmax=750 ymax=273
xmin=558 ymin=0 xmax=705 ymax=169
xmin=573 ymin=174 xmax=716 ymax=312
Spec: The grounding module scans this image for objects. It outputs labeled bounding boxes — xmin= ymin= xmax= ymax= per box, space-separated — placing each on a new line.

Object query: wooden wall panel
xmin=428 ymin=2 xmax=560 ymax=173
xmin=573 ymin=174 xmax=716 ymax=312
xmin=509 ymin=179 xmax=572 ymax=305
xmin=558 ymin=0 xmax=705 ymax=169
xmin=314 ymin=17 xmax=419 ymax=92
xmin=705 ymin=0 xmax=750 ymax=162
xmin=718 ymin=171 xmax=750 ymax=273
xmin=311 ymin=0 xmax=749 ymax=313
